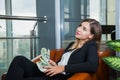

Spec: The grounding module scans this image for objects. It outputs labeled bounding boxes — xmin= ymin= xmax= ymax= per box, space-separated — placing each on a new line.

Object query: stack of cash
xmin=36 ymin=48 xmax=51 ymax=72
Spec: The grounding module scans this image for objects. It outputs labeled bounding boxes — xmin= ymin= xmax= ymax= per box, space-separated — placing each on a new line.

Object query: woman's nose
xmin=77 ymin=27 xmax=81 ymax=31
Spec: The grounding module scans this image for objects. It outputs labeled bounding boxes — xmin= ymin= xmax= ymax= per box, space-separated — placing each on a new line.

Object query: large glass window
xmin=0 ymin=0 xmax=6 ymax=70
xmin=0 ymin=0 xmax=37 ymax=71
xmin=12 ymin=20 xmax=37 ymax=58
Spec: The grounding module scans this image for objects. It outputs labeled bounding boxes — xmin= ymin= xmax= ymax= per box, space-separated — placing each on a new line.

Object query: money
xmin=36 ymin=48 xmax=51 ymax=72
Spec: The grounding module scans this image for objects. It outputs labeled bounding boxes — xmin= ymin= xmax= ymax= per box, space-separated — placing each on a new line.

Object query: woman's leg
xmin=5 ymin=56 xmax=44 ymax=80
xmin=5 ymin=56 xmax=68 ymax=80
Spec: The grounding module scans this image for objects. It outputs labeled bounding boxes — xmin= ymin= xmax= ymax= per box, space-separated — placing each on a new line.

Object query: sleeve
xmin=65 ymin=41 xmax=99 ymax=75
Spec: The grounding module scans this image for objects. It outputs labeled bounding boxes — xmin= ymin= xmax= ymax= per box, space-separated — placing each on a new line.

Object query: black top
xmin=60 ymin=40 xmax=99 ymax=76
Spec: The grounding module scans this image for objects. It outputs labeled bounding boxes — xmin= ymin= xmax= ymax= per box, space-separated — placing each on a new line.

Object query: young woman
xmin=5 ymin=18 xmax=102 ymax=80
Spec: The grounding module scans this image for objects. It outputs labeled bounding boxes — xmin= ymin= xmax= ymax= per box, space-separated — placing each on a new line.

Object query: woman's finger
xmin=49 ymin=60 xmax=57 ymax=66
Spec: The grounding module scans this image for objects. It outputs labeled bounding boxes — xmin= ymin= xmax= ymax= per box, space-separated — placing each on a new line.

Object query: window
xmin=0 ymin=0 xmax=37 ymax=69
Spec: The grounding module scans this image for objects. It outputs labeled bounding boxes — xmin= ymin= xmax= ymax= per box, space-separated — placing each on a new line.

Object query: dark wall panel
xmin=36 ymin=0 xmax=56 ymax=52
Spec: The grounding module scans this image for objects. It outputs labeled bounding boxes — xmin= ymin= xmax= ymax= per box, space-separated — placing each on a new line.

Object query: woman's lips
xmin=76 ymin=32 xmax=80 ymax=35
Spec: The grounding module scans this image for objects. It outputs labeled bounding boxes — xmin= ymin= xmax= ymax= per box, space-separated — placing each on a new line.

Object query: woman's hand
xmin=31 ymin=55 xmax=42 ymax=63
xmin=48 ymin=60 xmax=57 ymax=66
xmin=43 ymin=65 xmax=65 ymax=76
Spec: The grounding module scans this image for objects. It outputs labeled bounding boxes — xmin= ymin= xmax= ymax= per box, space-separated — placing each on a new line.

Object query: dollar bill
xmin=36 ymin=48 xmax=51 ymax=72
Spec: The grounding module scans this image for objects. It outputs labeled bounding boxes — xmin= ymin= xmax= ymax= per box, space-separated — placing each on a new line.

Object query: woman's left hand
xmin=43 ymin=66 xmax=65 ymax=76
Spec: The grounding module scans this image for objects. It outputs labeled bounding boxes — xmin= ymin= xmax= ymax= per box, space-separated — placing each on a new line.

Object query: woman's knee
xmin=12 ymin=56 xmax=28 ymax=63
xmin=13 ymin=55 xmax=25 ymax=60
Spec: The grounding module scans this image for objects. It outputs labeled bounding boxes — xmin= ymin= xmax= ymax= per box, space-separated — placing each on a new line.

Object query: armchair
xmin=1 ymin=49 xmax=110 ymax=80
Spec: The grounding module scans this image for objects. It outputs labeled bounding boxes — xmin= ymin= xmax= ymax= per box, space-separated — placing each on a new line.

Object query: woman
xmin=5 ymin=18 xmax=102 ymax=80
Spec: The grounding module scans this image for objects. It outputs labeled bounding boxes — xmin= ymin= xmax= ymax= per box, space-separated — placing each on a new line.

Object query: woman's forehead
xmin=81 ymin=22 xmax=90 ymax=29
xmin=81 ymin=22 xmax=90 ymax=26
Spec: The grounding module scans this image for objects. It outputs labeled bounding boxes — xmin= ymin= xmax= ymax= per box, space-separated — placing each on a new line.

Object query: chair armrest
xmin=68 ymin=73 xmax=92 ymax=80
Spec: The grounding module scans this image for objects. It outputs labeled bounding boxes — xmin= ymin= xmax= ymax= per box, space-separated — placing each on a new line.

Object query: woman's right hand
xmin=31 ymin=54 xmax=42 ymax=63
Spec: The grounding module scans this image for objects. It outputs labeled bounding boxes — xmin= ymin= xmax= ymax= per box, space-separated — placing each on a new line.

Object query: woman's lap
xmin=6 ymin=56 xmax=68 ymax=80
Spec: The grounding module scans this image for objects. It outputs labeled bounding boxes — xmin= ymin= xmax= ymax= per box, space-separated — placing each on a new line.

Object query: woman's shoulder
xmin=85 ymin=40 xmax=97 ymax=46
xmin=80 ymin=40 xmax=98 ymax=50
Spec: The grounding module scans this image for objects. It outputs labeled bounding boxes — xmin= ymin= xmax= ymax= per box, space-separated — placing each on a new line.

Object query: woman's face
xmin=75 ymin=22 xmax=93 ymax=40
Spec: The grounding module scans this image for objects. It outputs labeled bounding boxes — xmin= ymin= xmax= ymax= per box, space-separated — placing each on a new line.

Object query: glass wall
xmin=0 ymin=0 xmax=6 ymax=69
xmin=0 ymin=0 xmax=37 ymax=78
xmin=12 ymin=20 xmax=37 ymax=58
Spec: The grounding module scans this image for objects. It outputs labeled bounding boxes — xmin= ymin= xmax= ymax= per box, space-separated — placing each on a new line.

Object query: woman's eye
xmin=83 ymin=27 xmax=87 ymax=31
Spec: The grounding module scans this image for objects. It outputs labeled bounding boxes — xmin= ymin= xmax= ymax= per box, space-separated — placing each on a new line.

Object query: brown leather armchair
xmin=1 ymin=49 xmax=110 ymax=80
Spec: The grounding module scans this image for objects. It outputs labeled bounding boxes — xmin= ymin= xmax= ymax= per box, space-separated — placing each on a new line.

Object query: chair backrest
xmin=50 ymin=49 xmax=64 ymax=62
xmin=95 ymin=49 xmax=111 ymax=80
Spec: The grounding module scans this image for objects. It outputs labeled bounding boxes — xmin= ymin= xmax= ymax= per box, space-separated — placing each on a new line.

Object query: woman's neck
xmin=70 ymin=39 xmax=88 ymax=49
xmin=77 ymin=41 xmax=85 ymax=48
xmin=77 ymin=39 xmax=88 ymax=48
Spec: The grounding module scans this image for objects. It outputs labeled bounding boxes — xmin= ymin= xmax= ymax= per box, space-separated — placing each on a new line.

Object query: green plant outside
xmin=102 ymin=40 xmax=120 ymax=79
xmin=117 ymin=77 xmax=120 ymax=80
xmin=102 ymin=56 xmax=120 ymax=71
xmin=106 ymin=40 xmax=120 ymax=52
